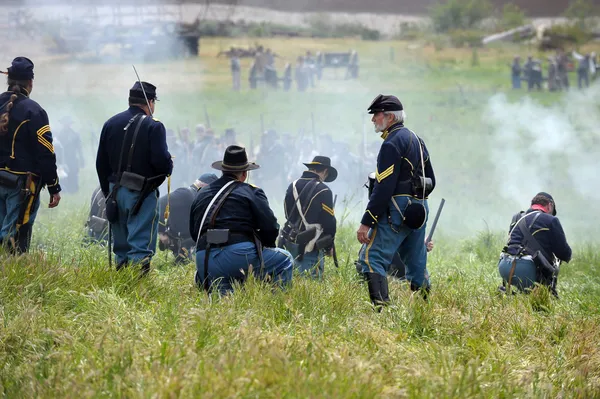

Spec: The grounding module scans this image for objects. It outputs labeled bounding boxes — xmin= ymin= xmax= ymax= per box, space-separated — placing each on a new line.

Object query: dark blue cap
xmin=367 ymin=94 xmax=403 ymax=114
xmin=6 ymin=57 xmax=34 ymax=80
xmin=534 ymin=192 xmax=557 ymax=216
xmin=198 ymin=173 xmax=218 ymax=185
xmin=129 ymin=81 xmax=157 ymax=101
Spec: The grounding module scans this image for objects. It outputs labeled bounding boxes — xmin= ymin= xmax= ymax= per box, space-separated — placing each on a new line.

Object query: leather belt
xmin=197 ymin=232 xmax=253 ymax=249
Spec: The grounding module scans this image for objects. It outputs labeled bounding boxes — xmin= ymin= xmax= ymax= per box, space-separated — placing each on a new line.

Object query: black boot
xmin=366 ymin=272 xmax=390 ymax=311
xmin=140 ymin=260 xmax=151 ymax=277
xmin=410 ymin=282 xmax=430 ymax=301
xmin=116 ymin=259 xmax=128 ymax=271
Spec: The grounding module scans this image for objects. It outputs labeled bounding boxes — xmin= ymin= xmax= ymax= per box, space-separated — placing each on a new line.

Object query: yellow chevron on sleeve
xmin=376 ymin=164 xmax=394 ymax=183
xmin=322 ymin=203 xmax=335 ymax=216
xmin=38 ymin=137 xmax=54 ymax=153
xmin=37 ymin=125 xmax=50 ymax=136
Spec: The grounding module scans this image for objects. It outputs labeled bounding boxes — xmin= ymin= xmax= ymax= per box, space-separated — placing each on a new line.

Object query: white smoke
xmin=486 ymin=83 xmax=600 ymax=208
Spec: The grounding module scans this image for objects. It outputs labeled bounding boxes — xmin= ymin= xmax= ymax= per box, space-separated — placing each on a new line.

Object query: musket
xmin=203 ymin=105 xmax=211 ymax=129
xmin=425 ymin=198 xmax=446 ymax=244
xmin=331 ymin=194 xmax=339 ymax=268
xmin=131 ymin=65 xmax=152 ymax=117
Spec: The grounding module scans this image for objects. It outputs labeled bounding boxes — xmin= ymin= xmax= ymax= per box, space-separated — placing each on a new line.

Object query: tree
xmin=430 ymin=0 xmax=493 ymax=33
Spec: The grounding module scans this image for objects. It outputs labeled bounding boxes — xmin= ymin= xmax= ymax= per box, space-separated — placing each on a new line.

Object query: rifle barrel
xmin=425 ymin=198 xmax=445 ymax=244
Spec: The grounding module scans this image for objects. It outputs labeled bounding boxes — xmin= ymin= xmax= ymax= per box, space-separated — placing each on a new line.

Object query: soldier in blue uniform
xmin=157 ymin=172 xmax=217 ymax=264
xmin=96 ymin=81 xmax=173 ymax=275
xmin=498 ymin=192 xmax=571 ymax=298
xmin=190 ymin=145 xmax=293 ymax=295
xmin=279 ymin=156 xmax=337 ymax=278
xmin=356 ymin=94 xmax=436 ymax=308
xmin=0 ymin=57 xmax=61 ymax=253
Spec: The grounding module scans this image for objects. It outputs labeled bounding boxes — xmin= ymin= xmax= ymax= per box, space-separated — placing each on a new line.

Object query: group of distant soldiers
xmin=511 ymin=50 xmax=598 ymax=91
xmin=228 ymin=45 xmax=359 ymax=92
xmin=0 ymin=55 xmax=573 ymax=311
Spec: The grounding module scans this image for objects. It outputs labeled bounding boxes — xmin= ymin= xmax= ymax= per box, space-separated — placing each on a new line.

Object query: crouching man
xmin=189 ymin=145 xmax=293 ymax=295
xmin=498 ymin=192 xmax=572 ymax=297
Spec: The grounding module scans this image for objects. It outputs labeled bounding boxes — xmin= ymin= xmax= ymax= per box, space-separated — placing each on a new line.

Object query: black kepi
xmin=212 ymin=145 xmax=260 ymax=172
xmin=367 ymin=94 xmax=403 ymax=114
xmin=303 ymin=155 xmax=338 ymax=182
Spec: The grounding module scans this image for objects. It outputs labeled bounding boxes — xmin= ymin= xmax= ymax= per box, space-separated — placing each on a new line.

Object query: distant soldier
xmin=282 ymin=63 xmax=292 ymax=91
xmin=158 ymin=173 xmax=217 ymax=263
xmin=547 ymin=56 xmax=560 ymax=91
xmin=55 ymin=116 xmax=84 ymax=193
xmin=230 ymin=49 xmax=241 ymax=92
xmin=96 ymin=81 xmax=173 ymax=275
xmin=498 ymin=192 xmax=571 ymax=298
xmin=347 ymin=50 xmax=359 ymax=79
xmin=525 ymin=56 xmax=542 ymax=91
xmin=557 ymin=50 xmax=570 ymax=90
xmin=510 ymin=56 xmax=522 ymax=89
xmin=222 ymin=128 xmax=237 ymax=148
xmin=0 ymin=57 xmax=61 ymax=253
xmin=249 ymin=61 xmax=258 ymax=90
xmin=295 ymin=56 xmax=309 ymax=92
xmin=356 ymin=95 xmax=436 ymax=308
xmin=189 ymin=145 xmax=293 ymax=294
xmin=279 ymin=156 xmax=337 ymax=278
xmin=573 ymin=51 xmax=591 ymax=89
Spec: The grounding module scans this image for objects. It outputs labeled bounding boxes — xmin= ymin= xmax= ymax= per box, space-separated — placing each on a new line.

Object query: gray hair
xmin=384 ymin=110 xmax=405 ymax=123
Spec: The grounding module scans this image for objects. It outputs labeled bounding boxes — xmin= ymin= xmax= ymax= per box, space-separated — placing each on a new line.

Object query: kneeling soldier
xmin=279 ymin=156 xmax=337 ymax=278
xmin=157 ymin=173 xmax=217 ymax=263
xmin=498 ymin=192 xmax=572 ymax=297
xmin=96 ymin=81 xmax=173 ymax=275
xmin=190 ymin=145 xmax=293 ymax=295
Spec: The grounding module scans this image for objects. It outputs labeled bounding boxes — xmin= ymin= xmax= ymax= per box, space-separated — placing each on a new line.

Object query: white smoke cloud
xmin=486 ymin=83 xmax=600 ymax=208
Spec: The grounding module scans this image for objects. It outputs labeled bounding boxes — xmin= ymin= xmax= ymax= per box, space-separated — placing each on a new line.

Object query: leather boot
xmin=116 ymin=259 xmax=128 ymax=271
xmin=140 ymin=260 xmax=151 ymax=277
xmin=410 ymin=282 xmax=430 ymax=301
xmin=366 ymin=272 xmax=390 ymax=311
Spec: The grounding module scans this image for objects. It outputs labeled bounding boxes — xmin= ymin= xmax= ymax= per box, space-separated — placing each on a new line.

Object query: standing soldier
xmin=279 ymin=156 xmax=337 ymax=278
xmin=96 ymin=81 xmax=173 ymax=275
xmin=356 ymin=95 xmax=436 ymax=308
xmin=510 ymin=56 xmax=522 ymax=89
xmin=0 ymin=57 xmax=61 ymax=253
xmin=189 ymin=145 xmax=293 ymax=295
xmin=230 ymin=49 xmax=241 ymax=92
xmin=55 ymin=116 xmax=84 ymax=193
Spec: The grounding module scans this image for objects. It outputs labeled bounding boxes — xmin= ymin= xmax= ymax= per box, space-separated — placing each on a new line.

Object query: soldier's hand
xmin=49 ymin=193 xmax=61 ymax=208
xmin=426 ymin=240 xmax=434 ymax=252
xmin=356 ymin=224 xmax=371 ymax=244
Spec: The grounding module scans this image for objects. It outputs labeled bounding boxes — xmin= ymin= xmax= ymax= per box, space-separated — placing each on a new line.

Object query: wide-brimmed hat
xmin=303 ymin=155 xmax=337 ymax=182
xmin=211 ymin=145 xmax=260 ymax=172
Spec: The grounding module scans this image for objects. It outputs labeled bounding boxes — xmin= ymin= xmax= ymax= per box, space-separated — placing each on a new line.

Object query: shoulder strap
xmin=125 ymin=115 xmax=147 ymax=172
xmin=289 ymin=179 xmax=321 ymax=229
xmin=516 ymin=212 xmax=552 ymax=260
xmin=286 ymin=178 xmax=318 ymax=223
xmin=194 ymin=180 xmax=239 ymax=247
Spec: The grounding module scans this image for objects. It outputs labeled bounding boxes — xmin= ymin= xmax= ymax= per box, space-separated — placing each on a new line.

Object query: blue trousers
xmin=511 ymin=75 xmax=521 ymax=89
xmin=110 ymin=184 xmax=159 ymax=265
xmin=498 ymin=256 xmax=537 ymax=291
xmin=288 ymin=247 xmax=325 ymax=279
xmin=0 ymin=176 xmax=40 ymax=252
xmin=358 ymin=196 xmax=430 ymax=288
xmin=195 ymin=242 xmax=293 ymax=295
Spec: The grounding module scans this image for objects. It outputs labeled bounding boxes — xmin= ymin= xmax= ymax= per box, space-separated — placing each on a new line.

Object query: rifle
xmin=425 ymin=198 xmax=445 ymax=245
xmin=331 ymin=194 xmax=339 ymax=268
xmin=203 ymin=105 xmax=211 ymax=129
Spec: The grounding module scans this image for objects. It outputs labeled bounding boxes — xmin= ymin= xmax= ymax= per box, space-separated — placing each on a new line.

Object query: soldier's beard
xmin=373 ymin=123 xmax=385 ymax=133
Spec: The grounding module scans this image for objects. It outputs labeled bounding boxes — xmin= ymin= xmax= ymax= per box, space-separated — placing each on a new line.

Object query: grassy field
xmin=1 ymin=36 xmax=600 ymax=397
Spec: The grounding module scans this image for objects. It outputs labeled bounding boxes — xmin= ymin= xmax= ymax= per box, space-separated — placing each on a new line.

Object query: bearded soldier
xmin=356 ymin=94 xmax=436 ymax=309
